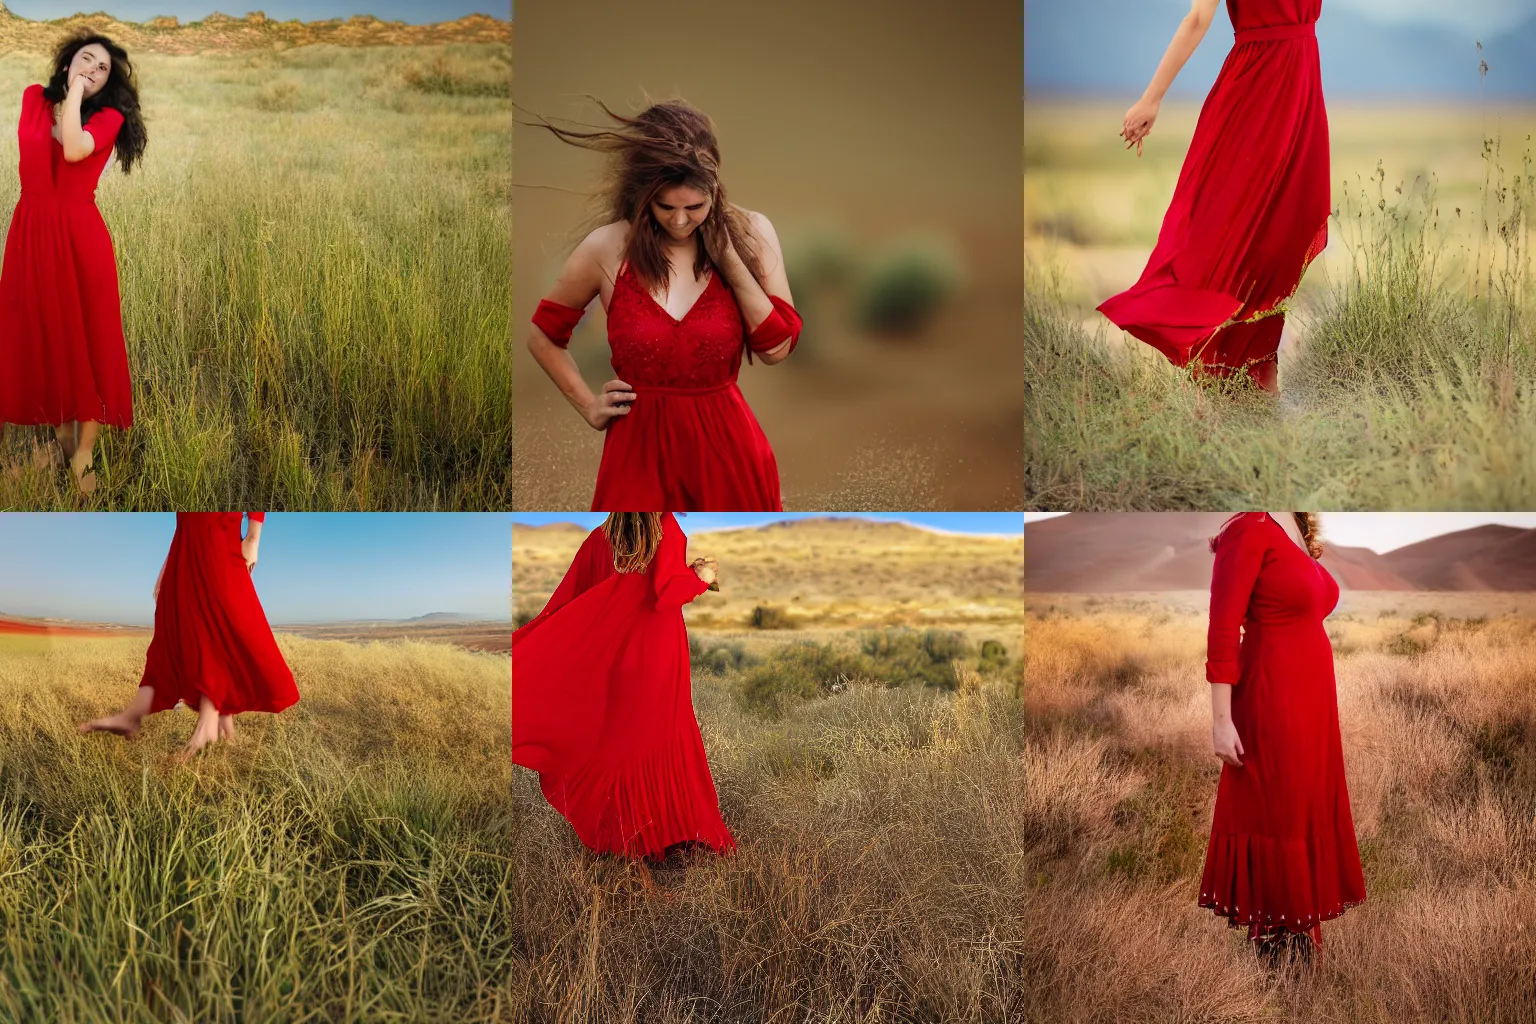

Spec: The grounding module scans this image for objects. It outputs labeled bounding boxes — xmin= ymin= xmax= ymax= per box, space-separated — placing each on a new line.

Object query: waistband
xmin=1234 ymin=22 xmax=1316 ymax=45
xmin=629 ymin=381 xmax=735 ymax=396
xmin=18 ymin=190 xmax=97 ymax=206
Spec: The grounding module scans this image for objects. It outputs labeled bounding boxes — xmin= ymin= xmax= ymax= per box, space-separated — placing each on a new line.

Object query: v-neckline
xmin=626 ymin=263 xmax=715 ymax=325
xmin=1265 ymin=513 xmax=1311 ymax=556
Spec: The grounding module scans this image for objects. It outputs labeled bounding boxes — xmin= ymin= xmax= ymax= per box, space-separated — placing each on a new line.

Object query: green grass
xmin=0 ymin=44 xmax=511 ymax=510
xmin=1026 ymin=134 xmax=1536 ymax=509
xmin=0 ymin=634 xmax=513 ymax=1022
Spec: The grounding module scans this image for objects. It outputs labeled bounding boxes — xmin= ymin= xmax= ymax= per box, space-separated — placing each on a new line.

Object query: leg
xmin=178 ymin=693 xmax=223 ymax=762
xmin=53 ymin=421 xmax=78 ymax=461
xmin=218 ymin=714 xmax=237 ymax=741
xmin=68 ymin=420 xmax=101 ymax=495
xmin=78 ymin=685 xmax=155 ymax=740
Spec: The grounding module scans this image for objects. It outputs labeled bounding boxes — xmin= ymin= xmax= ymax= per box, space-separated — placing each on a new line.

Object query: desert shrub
xmin=751 ymin=605 xmax=795 ymax=630
xmin=860 ymin=627 xmax=971 ymax=690
xmin=690 ymin=637 xmax=756 ymax=677
xmin=401 ymin=52 xmax=510 ymax=98
xmin=739 ymin=642 xmax=868 ymax=716
xmin=253 ymin=79 xmax=305 ymax=112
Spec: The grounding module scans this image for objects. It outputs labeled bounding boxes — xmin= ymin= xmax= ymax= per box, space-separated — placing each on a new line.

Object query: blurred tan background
xmin=512 ymin=0 xmax=1022 ymax=511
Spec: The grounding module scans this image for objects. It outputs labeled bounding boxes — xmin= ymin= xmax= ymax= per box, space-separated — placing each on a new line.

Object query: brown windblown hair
xmin=1209 ymin=512 xmax=1324 ymax=559
xmin=603 ymin=513 xmax=664 ymax=574
xmin=520 ymin=98 xmax=765 ymax=299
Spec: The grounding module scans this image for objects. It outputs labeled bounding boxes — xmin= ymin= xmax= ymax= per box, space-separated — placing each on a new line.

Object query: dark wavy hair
xmin=41 ymin=31 xmax=146 ymax=174
xmin=1210 ymin=512 xmax=1323 ymax=559
xmin=521 ymin=98 xmax=764 ymax=299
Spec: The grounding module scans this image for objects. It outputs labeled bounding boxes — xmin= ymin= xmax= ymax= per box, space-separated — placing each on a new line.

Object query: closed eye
xmin=656 ymin=203 xmax=706 ymax=211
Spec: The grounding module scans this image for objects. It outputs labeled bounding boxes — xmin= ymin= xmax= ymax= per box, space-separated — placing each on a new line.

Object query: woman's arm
xmin=58 ymin=75 xmax=97 ymax=163
xmin=1121 ymin=0 xmax=1221 ymax=155
xmin=243 ymin=515 xmax=263 ymax=572
xmin=709 ymin=209 xmax=796 ymax=365
xmin=525 ymin=229 xmax=638 ymax=430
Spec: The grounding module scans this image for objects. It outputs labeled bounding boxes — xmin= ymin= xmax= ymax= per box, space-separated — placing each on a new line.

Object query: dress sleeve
xmin=246 ymin=512 xmax=266 ymax=523
xmin=653 ymin=515 xmax=710 ymax=611
xmin=532 ymin=298 xmax=586 ymax=348
xmin=1206 ymin=514 xmax=1268 ymax=685
xmin=82 ymin=106 xmax=124 ymax=154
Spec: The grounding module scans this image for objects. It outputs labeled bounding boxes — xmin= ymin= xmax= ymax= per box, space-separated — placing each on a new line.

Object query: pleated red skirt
xmin=512 ymin=515 xmax=736 ymax=859
xmin=141 ymin=513 xmax=298 ymax=715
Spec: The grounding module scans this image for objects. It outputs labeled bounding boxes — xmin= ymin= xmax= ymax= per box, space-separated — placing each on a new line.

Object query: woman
xmin=522 ymin=99 xmax=802 ymax=511
xmin=0 ymin=32 xmax=146 ymax=495
xmin=1203 ymin=512 xmax=1365 ymax=965
xmin=79 ymin=513 xmax=298 ymax=761
xmin=1098 ymin=0 xmax=1329 ymax=393
xmin=512 ymin=512 xmax=735 ymax=861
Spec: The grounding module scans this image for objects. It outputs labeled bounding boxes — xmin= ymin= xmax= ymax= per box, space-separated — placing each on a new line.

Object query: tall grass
xmin=510 ymin=632 xmax=1024 ymax=1022
xmin=1023 ymin=595 xmax=1536 ymax=1022
xmin=0 ymin=44 xmax=510 ymax=510
xmin=0 ymin=634 xmax=513 ymax=1022
xmin=1026 ymin=130 xmax=1536 ymax=509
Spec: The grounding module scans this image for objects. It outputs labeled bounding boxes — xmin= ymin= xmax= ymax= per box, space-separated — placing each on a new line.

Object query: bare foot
xmin=176 ymin=724 xmax=221 ymax=763
xmin=69 ymin=449 xmax=97 ymax=496
xmin=218 ymin=716 xmax=237 ymax=742
xmin=78 ymin=713 xmax=141 ymax=740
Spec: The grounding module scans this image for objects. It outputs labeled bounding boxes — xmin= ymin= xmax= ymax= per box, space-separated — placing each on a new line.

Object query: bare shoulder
xmin=737 ymin=207 xmax=780 ymax=247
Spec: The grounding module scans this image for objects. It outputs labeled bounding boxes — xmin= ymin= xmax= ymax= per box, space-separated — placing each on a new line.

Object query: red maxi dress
xmin=1201 ymin=512 xmax=1365 ymax=945
xmin=537 ymin=264 xmax=785 ymax=512
xmin=1098 ymin=0 xmax=1330 ymax=391
xmin=141 ymin=513 xmax=299 ymax=716
xmin=0 ymin=84 xmax=132 ymax=427
xmin=511 ymin=513 xmax=736 ymax=859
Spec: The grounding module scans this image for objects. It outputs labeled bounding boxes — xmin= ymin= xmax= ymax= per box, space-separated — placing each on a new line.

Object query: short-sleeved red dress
xmin=1098 ymin=0 xmax=1330 ymax=391
xmin=0 ymin=84 xmax=132 ymax=428
xmin=1201 ymin=512 xmax=1365 ymax=945
xmin=537 ymin=264 xmax=786 ymax=512
xmin=141 ymin=513 xmax=299 ymax=716
xmin=511 ymin=512 xmax=736 ymax=859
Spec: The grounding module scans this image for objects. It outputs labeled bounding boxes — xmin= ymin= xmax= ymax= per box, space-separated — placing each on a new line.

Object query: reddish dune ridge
xmin=0 ymin=614 xmax=147 ymax=638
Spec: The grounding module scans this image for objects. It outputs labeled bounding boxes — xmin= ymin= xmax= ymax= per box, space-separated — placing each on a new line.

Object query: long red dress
xmin=1201 ymin=512 xmax=1365 ymax=945
xmin=1098 ymin=0 xmax=1330 ymax=392
xmin=142 ymin=513 xmax=299 ymax=716
xmin=0 ymin=84 xmax=132 ymax=427
xmin=539 ymin=263 xmax=784 ymax=512
xmin=511 ymin=513 xmax=736 ymax=859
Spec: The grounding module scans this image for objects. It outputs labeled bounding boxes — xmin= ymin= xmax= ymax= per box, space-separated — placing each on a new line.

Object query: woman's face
xmin=650 ymin=183 xmax=712 ymax=242
xmin=68 ymin=45 xmax=112 ymax=100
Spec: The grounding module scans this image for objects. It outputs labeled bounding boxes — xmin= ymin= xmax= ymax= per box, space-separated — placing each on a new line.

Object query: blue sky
xmin=0 ymin=513 xmax=512 ymax=624
xmin=512 ymin=512 xmax=1023 ymax=537
xmin=1332 ymin=0 xmax=1535 ymax=32
xmin=1026 ymin=512 xmax=1536 ymax=554
xmin=6 ymin=2 xmax=507 ymax=23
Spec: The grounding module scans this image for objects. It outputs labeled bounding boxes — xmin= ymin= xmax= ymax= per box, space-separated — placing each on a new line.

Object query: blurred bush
xmin=854 ymin=234 xmax=965 ymax=334
xmin=690 ymin=636 xmax=758 ymax=676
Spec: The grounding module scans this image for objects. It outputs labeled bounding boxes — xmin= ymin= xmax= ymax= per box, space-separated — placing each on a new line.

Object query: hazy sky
xmin=0 ymin=513 xmax=512 ymax=624
xmin=1331 ymin=0 xmax=1535 ymax=33
xmin=512 ymin=512 xmax=1024 ymax=537
xmin=5 ymin=2 xmax=507 ymax=23
xmin=1025 ymin=512 xmax=1536 ymax=553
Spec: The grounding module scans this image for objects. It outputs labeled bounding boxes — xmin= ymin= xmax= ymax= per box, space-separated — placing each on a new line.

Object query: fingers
xmin=1235 ymin=733 xmax=1245 ymax=757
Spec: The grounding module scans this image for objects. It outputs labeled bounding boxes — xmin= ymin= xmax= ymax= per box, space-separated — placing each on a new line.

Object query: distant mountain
xmin=400 ymin=612 xmax=483 ymax=624
xmin=1381 ymin=524 xmax=1536 ymax=590
xmin=1025 ymin=0 xmax=1528 ymax=100
xmin=0 ymin=2 xmax=509 ymax=55
xmin=1025 ymin=512 xmax=1417 ymax=592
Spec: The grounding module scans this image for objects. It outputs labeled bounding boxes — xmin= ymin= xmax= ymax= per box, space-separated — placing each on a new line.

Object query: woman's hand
xmin=580 ymin=379 xmax=636 ymax=430
xmin=241 ymin=537 xmax=259 ymax=573
xmin=700 ymin=207 xmax=740 ymax=271
xmin=1121 ymin=96 xmax=1160 ymax=156
xmin=690 ymin=557 xmax=718 ymax=586
xmin=1213 ymin=715 xmax=1245 ymax=768
xmin=67 ymin=73 xmax=88 ymax=100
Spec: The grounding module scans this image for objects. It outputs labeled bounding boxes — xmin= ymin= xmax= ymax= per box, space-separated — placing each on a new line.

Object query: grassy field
xmin=0 ymin=42 xmax=510 ymax=510
xmin=1022 ymin=591 xmax=1536 ymax=1022
xmin=1025 ymin=100 xmax=1536 ymax=509
xmin=510 ymin=625 xmax=1023 ymax=1021
xmin=0 ymin=632 xmax=513 ymax=1022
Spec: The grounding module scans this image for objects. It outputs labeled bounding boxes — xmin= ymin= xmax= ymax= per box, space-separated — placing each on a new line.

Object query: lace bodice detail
xmin=607 ymin=264 xmax=744 ymax=387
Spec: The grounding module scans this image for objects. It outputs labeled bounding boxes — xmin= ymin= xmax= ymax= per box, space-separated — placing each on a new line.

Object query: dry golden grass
xmin=510 ymin=645 xmax=1023 ymax=1021
xmin=512 ymin=518 xmax=1024 ymax=631
xmin=1023 ymin=591 xmax=1536 ymax=1023
xmin=0 ymin=632 xmax=512 ymax=1022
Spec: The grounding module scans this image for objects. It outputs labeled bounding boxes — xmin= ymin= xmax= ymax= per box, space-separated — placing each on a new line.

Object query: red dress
xmin=0 ymin=84 xmax=132 ymax=427
xmin=141 ymin=513 xmax=299 ymax=716
xmin=1201 ymin=512 xmax=1365 ymax=944
xmin=511 ymin=513 xmax=736 ymax=859
xmin=1098 ymin=1 xmax=1330 ymax=391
